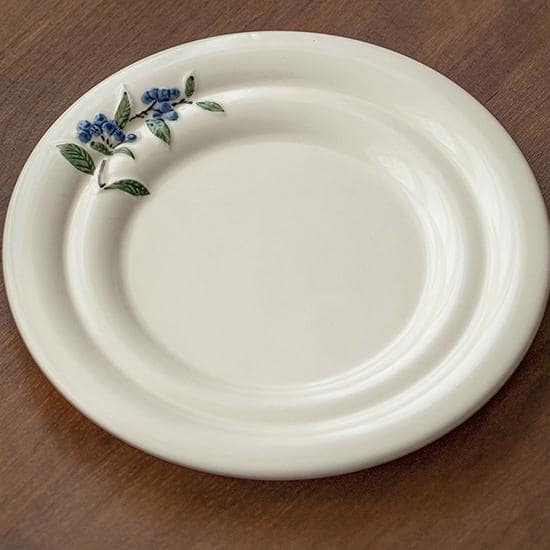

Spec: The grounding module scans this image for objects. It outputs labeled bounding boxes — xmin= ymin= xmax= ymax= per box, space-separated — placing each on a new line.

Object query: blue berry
xmin=77 ymin=130 xmax=91 ymax=143
xmin=126 ymin=133 xmax=137 ymax=142
xmin=141 ymin=91 xmax=154 ymax=104
xmin=89 ymin=124 xmax=102 ymax=137
xmin=169 ymin=88 xmax=180 ymax=100
xmin=93 ymin=113 xmax=108 ymax=126
xmin=158 ymin=101 xmax=172 ymax=113
xmin=102 ymin=121 xmax=117 ymax=135
xmin=76 ymin=120 xmax=91 ymax=132
xmin=164 ymin=110 xmax=178 ymax=121
xmin=114 ymin=129 xmax=126 ymax=141
xmin=158 ymin=88 xmax=171 ymax=102
xmin=152 ymin=108 xmax=178 ymax=121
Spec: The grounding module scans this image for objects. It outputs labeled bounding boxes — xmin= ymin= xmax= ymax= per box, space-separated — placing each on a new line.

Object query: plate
xmin=4 ymin=32 xmax=548 ymax=479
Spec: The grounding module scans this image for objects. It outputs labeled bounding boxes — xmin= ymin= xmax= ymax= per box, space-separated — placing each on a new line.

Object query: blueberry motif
xmin=140 ymin=87 xmax=159 ymax=104
xmin=102 ymin=121 xmax=117 ymax=135
xmin=152 ymin=108 xmax=178 ymax=121
xmin=141 ymin=90 xmax=154 ymax=104
xmin=61 ymin=75 xmax=223 ymax=197
xmin=90 ymin=124 xmax=102 ymax=137
xmin=75 ymin=84 xmax=184 ymax=148
xmin=157 ymin=88 xmax=171 ymax=102
xmin=77 ymin=130 xmax=92 ymax=143
xmin=76 ymin=114 xmax=136 ymax=145
xmin=93 ymin=113 xmax=108 ymax=126
xmin=77 ymin=120 xmax=92 ymax=132
xmin=163 ymin=110 xmax=178 ymax=121
xmin=141 ymin=87 xmax=181 ymax=106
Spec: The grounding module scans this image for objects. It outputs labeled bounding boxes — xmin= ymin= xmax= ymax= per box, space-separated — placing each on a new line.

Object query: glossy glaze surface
xmin=4 ymin=32 xmax=549 ymax=479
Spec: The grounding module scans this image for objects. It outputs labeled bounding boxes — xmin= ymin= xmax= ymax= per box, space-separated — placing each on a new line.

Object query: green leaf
xmin=114 ymin=91 xmax=131 ymax=129
xmin=196 ymin=100 xmax=224 ymax=112
xmin=113 ymin=146 xmax=135 ymax=159
xmin=106 ymin=179 xmax=150 ymax=196
xmin=57 ymin=143 xmax=96 ymax=174
xmin=146 ymin=118 xmax=170 ymax=145
xmin=185 ymin=75 xmax=195 ymax=98
xmin=90 ymin=141 xmax=112 ymax=155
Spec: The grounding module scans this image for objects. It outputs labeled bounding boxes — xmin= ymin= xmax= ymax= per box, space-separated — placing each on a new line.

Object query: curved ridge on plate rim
xmin=3 ymin=31 xmax=549 ymax=479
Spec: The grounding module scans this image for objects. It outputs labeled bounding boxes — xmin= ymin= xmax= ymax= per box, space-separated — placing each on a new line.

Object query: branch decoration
xmin=57 ymin=75 xmax=224 ymax=196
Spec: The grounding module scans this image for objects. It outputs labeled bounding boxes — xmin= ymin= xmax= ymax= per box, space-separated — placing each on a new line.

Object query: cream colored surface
xmin=4 ymin=32 xmax=549 ymax=478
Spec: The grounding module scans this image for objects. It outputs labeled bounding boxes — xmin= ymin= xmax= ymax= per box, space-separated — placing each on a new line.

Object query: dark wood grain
xmin=1 ymin=1 xmax=548 ymax=548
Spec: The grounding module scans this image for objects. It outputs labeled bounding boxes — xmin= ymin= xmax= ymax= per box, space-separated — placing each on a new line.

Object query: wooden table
xmin=1 ymin=1 xmax=548 ymax=548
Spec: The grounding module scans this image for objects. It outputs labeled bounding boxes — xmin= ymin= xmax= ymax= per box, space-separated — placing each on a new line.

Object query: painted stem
xmin=94 ymin=94 xmax=194 ymax=191
xmin=172 ymin=98 xmax=193 ymax=107
xmin=128 ymin=101 xmax=157 ymax=121
xmin=97 ymin=159 xmax=107 ymax=188
xmin=128 ymin=98 xmax=193 ymax=122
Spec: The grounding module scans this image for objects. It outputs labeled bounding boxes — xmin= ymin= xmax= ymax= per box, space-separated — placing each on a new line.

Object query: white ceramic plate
xmin=4 ymin=32 xmax=549 ymax=479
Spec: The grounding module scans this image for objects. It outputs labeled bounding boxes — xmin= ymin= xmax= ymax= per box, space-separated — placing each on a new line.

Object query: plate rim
xmin=4 ymin=31 xmax=549 ymax=479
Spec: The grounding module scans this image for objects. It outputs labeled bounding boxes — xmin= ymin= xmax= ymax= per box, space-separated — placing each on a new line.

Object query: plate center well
xmin=121 ymin=139 xmax=426 ymax=386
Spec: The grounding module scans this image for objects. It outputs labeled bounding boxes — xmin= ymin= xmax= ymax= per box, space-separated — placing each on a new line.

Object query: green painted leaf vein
xmin=57 ymin=143 xmax=96 ymax=175
xmin=185 ymin=75 xmax=195 ymax=98
xmin=145 ymin=118 xmax=171 ymax=144
xmin=113 ymin=147 xmax=135 ymax=159
xmin=106 ymin=179 xmax=150 ymax=196
xmin=196 ymin=100 xmax=224 ymax=112
xmin=114 ymin=91 xmax=131 ymax=129
xmin=90 ymin=141 xmax=112 ymax=155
